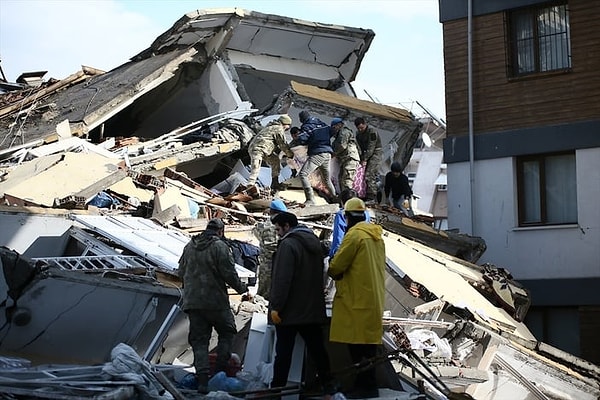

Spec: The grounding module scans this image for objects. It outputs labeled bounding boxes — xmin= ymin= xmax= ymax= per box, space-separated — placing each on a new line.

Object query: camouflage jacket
xmin=332 ymin=126 xmax=360 ymax=162
xmin=356 ymin=124 xmax=382 ymax=162
xmin=178 ymin=231 xmax=247 ymax=311
xmin=252 ymin=219 xmax=278 ymax=259
xmin=248 ymin=120 xmax=293 ymax=157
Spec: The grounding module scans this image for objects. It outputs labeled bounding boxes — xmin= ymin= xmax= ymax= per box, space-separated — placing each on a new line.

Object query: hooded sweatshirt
xmin=269 ymin=225 xmax=327 ymax=325
xmin=328 ymin=222 xmax=386 ymax=344
xmin=178 ymin=230 xmax=247 ymax=311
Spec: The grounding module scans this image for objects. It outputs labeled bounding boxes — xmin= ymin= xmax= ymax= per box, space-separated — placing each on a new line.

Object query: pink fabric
xmin=353 ymin=163 xmax=367 ymax=198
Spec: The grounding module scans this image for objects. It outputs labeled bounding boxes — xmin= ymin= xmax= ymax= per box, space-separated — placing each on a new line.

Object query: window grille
xmin=508 ymin=2 xmax=571 ymax=77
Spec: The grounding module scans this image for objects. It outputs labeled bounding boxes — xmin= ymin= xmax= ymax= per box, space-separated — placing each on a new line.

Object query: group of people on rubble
xmin=246 ymin=111 xmax=414 ymax=211
xmin=178 ymin=194 xmax=386 ymax=398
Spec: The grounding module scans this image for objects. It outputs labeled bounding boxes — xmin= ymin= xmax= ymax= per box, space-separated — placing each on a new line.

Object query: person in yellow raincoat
xmin=327 ymin=197 xmax=385 ymax=399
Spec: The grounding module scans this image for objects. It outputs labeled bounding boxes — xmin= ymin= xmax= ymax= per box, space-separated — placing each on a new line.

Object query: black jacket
xmin=384 ymin=172 xmax=413 ymax=200
xmin=269 ymin=225 xmax=327 ymax=325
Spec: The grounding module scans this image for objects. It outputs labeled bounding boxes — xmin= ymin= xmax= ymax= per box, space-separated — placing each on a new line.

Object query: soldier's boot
xmin=303 ymin=186 xmax=316 ymax=206
xmin=271 ymin=181 xmax=286 ymax=192
xmin=197 ymin=373 xmax=209 ymax=394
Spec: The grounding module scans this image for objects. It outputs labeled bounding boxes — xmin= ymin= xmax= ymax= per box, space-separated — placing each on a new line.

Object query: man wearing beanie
xmin=247 ymin=115 xmax=294 ymax=191
xmin=296 ymin=110 xmax=337 ymax=205
xmin=178 ymin=218 xmax=250 ymax=393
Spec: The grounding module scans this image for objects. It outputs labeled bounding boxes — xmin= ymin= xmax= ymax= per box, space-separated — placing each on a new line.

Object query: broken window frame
xmin=516 ymin=151 xmax=577 ymax=226
xmin=506 ymin=1 xmax=572 ymax=78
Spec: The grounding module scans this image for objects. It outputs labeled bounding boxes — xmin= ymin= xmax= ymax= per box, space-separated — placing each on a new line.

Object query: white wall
xmin=0 ymin=212 xmax=72 ymax=257
xmin=447 ymin=147 xmax=600 ymax=280
xmin=411 ymin=149 xmax=444 ymax=214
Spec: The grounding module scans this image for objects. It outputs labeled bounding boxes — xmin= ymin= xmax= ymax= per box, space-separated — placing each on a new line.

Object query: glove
xmin=270 ymin=310 xmax=282 ymax=325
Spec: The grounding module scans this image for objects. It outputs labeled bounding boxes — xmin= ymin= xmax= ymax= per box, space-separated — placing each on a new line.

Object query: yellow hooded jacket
xmin=328 ymin=221 xmax=385 ymax=344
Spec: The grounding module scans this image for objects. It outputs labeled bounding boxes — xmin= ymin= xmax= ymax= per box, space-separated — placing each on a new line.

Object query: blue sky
xmin=0 ymin=0 xmax=446 ymax=120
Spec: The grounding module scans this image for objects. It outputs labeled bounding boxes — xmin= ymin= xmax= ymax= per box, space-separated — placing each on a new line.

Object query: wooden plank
xmin=74 ymin=169 xmax=128 ymax=200
xmin=153 ymin=157 xmax=179 ymax=171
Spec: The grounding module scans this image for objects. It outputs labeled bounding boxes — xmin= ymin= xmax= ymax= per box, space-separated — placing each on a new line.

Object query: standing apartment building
xmin=439 ymin=0 xmax=600 ymax=364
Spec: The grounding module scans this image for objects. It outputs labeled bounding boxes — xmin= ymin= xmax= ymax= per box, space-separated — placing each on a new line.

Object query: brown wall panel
xmin=443 ymin=1 xmax=600 ymax=137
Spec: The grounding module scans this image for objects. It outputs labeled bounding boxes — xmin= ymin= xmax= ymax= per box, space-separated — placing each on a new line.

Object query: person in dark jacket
xmin=269 ymin=212 xmax=334 ymax=393
xmin=383 ymin=161 xmax=414 ymax=217
xmin=297 ymin=110 xmax=337 ymax=205
xmin=178 ymin=218 xmax=250 ymax=393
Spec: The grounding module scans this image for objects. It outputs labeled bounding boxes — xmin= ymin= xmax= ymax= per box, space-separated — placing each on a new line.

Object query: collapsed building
xmin=0 ymin=8 xmax=598 ymax=400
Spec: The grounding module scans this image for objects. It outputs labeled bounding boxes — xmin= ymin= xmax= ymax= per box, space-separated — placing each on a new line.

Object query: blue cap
xmin=270 ymin=199 xmax=287 ymax=212
xmin=331 ymin=117 xmax=343 ymax=126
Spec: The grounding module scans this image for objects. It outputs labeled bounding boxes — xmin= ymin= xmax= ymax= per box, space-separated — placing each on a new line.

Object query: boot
xmin=270 ymin=178 xmax=279 ymax=191
xmin=303 ymin=186 xmax=315 ymax=206
xmin=197 ymin=373 xmax=209 ymax=394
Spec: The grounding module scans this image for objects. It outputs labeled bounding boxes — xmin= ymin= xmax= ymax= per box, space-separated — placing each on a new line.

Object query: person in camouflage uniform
xmin=178 ymin=218 xmax=249 ymax=393
xmin=330 ymin=117 xmax=360 ymax=193
xmin=354 ymin=117 xmax=382 ymax=202
xmin=247 ymin=115 xmax=294 ymax=190
xmin=252 ymin=199 xmax=287 ymax=299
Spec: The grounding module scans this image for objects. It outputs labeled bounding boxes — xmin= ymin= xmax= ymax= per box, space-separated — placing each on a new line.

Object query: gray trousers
xmin=299 ymin=152 xmax=336 ymax=196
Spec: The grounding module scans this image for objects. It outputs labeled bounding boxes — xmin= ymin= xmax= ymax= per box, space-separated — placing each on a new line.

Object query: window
xmin=517 ymin=152 xmax=577 ymax=226
xmin=508 ymin=2 xmax=571 ymax=77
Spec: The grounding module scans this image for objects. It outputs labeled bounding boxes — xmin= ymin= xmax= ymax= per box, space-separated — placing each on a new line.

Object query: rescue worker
xmin=329 ymin=189 xmax=370 ymax=258
xmin=330 ymin=117 xmax=360 ymax=194
xmin=269 ymin=211 xmax=335 ymax=394
xmin=382 ymin=161 xmax=414 ymax=216
xmin=252 ymin=199 xmax=288 ymax=299
xmin=328 ymin=198 xmax=385 ymax=399
xmin=178 ymin=218 xmax=251 ymax=394
xmin=247 ymin=115 xmax=294 ymax=190
xmin=354 ymin=117 xmax=382 ymax=203
xmin=297 ymin=110 xmax=337 ymax=205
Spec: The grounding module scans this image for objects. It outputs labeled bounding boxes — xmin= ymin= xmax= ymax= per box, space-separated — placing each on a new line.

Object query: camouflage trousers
xmin=364 ymin=155 xmax=382 ymax=201
xmin=186 ymin=308 xmax=237 ymax=376
xmin=248 ymin=151 xmax=280 ymax=186
xmin=338 ymin=158 xmax=359 ymax=194
xmin=256 ymin=254 xmax=273 ymax=299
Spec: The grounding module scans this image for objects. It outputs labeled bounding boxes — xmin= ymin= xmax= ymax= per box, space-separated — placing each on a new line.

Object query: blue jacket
xmin=298 ymin=117 xmax=333 ymax=156
xmin=329 ymin=209 xmax=371 ymax=258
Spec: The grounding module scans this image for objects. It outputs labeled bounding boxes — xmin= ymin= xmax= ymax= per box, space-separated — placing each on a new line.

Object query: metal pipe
xmin=468 ymin=0 xmax=475 ymax=235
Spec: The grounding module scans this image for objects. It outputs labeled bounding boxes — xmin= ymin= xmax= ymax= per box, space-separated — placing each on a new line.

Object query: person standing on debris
xmin=252 ymin=199 xmax=288 ymax=299
xmin=178 ymin=218 xmax=251 ymax=394
xmin=328 ymin=197 xmax=385 ymax=399
xmin=297 ymin=110 xmax=337 ymax=205
xmin=354 ymin=117 xmax=382 ymax=203
xmin=331 ymin=117 xmax=361 ymax=194
xmin=382 ymin=161 xmax=414 ymax=217
xmin=329 ymin=189 xmax=371 ymax=258
xmin=247 ymin=115 xmax=294 ymax=191
xmin=269 ymin=211 xmax=336 ymax=394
